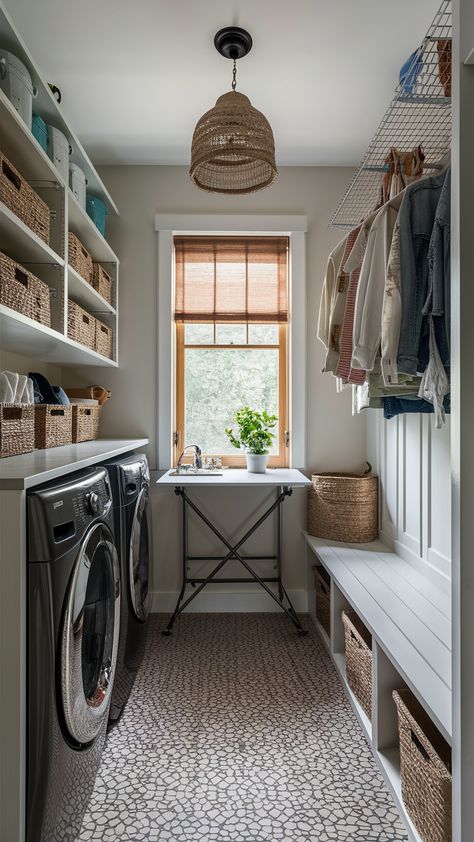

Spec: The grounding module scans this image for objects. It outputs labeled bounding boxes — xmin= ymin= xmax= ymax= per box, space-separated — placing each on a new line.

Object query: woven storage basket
xmin=35 ymin=404 xmax=72 ymax=449
xmin=0 ymin=404 xmax=35 ymax=458
xmin=67 ymin=300 xmax=95 ymax=350
xmin=92 ymin=263 xmax=113 ymax=304
xmin=308 ymin=464 xmax=378 ymax=543
xmin=313 ymin=566 xmax=331 ymax=637
xmin=342 ymin=609 xmax=372 ymax=720
xmin=393 ymin=689 xmax=452 ymax=842
xmin=0 ymin=150 xmax=50 ymax=244
xmin=71 ymin=404 xmax=100 ymax=443
xmin=68 ymin=232 xmax=93 ymax=284
xmin=95 ymin=318 xmax=113 ymax=359
xmin=0 ymin=251 xmax=51 ymax=327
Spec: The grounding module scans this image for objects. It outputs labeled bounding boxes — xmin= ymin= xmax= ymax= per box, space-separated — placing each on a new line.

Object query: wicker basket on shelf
xmin=0 ymin=404 xmax=35 ymax=458
xmin=313 ymin=566 xmax=331 ymax=637
xmin=308 ymin=463 xmax=378 ymax=543
xmin=67 ymin=300 xmax=96 ymax=350
xmin=92 ymin=263 xmax=113 ymax=304
xmin=71 ymin=404 xmax=100 ymax=443
xmin=342 ymin=609 xmax=372 ymax=720
xmin=0 ymin=251 xmax=51 ymax=327
xmin=0 ymin=150 xmax=50 ymax=244
xmin=393 ymin=689 xmax=452 ymax=842
xmin=95 ymin=318 xmax=113 ymax=359
xmin=68 ymin=232 xmax=93 ymax=284
xmin=35 ymin=405 xmax=72 ymax=449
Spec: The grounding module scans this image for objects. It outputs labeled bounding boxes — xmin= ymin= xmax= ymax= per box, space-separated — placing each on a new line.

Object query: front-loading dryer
xmin=27 ymin=467 xmax=120 ymax=842
xmin=105 ymin=453 xmax=152 ymax=725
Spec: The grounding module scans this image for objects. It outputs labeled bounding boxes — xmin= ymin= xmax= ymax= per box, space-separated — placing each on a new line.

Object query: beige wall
xmin=7 ymin=165 xmax=367 ymax=604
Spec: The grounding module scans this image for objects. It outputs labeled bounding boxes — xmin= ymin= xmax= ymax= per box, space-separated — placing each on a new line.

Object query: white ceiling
xmin=5 ymin=0 xmax=439 ymax=166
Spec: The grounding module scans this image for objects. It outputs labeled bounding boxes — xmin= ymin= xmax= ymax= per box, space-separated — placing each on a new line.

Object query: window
xmin=173 ymin=236 xmax=289 ymax=467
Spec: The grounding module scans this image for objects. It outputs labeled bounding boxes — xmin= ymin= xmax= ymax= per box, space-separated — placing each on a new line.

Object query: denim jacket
xmin=397 ymin=170 xmax=448 ymax=375
xmin=423 ymin=168 xmax=450 ymax=365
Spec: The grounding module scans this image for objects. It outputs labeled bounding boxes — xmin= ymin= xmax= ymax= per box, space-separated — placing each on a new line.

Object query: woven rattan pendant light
xmin=190 ymin=27 xmax=277 ymax=195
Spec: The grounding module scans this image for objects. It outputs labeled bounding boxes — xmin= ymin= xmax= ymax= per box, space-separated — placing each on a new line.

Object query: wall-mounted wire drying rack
xmin=330 ymin=1 xmax=451 ymax=229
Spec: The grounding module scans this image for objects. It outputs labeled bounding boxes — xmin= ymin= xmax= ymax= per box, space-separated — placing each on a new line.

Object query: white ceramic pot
xmin=246 ymin=452 xmax=269 ymax=474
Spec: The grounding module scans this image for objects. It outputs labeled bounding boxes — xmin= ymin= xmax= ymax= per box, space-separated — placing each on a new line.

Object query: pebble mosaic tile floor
xmin=78 ymin=613 xmax=408 ymax=841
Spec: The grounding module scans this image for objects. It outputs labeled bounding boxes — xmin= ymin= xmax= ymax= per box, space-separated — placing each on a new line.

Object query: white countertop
xmin=0 ymin=439 xmax=149 ymax=489
xmin=157 ymin=468 xmax=310 ymax=488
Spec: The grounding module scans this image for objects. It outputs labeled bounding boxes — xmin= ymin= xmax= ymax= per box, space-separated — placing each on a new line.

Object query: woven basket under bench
xmin=0 ymin=251 xmax=51 ymax=327
xmin=308 ymin=464 xmax=378 ymax=543
xmin=0 ymin=404 xmax=35 ymax=458
xmin=342 ymin=609 xmax=373 ymax=720
xmin=393 ymin=689 xmax=452 ymax=842
xmin=35 ymin=405 xmax=72 ymax=449
xmin=0 ymin=150 xmax=50 ymax=244
xmin=72 ymin=404 xmax=100 ymax=443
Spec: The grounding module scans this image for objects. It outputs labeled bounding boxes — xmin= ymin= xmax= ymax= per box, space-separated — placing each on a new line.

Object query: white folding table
xmin=157 ymin=469 xmax=311 ymax=635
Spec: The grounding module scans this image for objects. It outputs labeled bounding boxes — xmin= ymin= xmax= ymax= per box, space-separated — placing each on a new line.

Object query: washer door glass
xmin=61 ymin=523 xmax=120 ymax=744
xmin=129 ymin=488 xmax=151 ymax=622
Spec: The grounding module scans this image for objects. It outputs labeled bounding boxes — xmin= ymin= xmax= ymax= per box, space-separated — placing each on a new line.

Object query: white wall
xmin=367 ymin=410 xmax=451 ymax=590
xmin=57 ymin=165 xmax=369 ymax=605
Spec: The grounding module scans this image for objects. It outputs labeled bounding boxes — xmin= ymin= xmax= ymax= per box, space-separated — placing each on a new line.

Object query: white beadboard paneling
xmin=369 ymin=409 xmax=451 ymax=587
xmin=399 ymin=414 xmax=423 ymax=558
xmin=428 ymin=417 xmax=451 ymax=575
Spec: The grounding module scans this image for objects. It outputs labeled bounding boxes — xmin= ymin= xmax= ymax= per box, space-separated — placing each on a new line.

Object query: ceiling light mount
xmin=213 ymin=27 xmax=253 ymax=61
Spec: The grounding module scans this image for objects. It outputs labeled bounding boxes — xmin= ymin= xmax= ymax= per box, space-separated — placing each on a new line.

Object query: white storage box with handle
xmin=69 ymin=163 xmax=87 ymax=208
xmin=48 ymin=125 xmax=70 ymax=183
xmin=0 ymin=50 xmax=36 ymax=127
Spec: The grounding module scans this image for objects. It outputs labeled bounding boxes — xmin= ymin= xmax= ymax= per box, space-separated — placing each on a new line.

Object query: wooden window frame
xmin=174 ymin=323 xmax=288 ymax=468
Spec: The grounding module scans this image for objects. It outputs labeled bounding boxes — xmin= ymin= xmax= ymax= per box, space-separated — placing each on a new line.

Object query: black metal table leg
xmin=163 ymin=484 xmax=307 ymax=635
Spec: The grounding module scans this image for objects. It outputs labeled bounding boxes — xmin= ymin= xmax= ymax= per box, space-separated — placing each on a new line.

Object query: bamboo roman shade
xmin=174 ymin=236 xmax=288 ymax=323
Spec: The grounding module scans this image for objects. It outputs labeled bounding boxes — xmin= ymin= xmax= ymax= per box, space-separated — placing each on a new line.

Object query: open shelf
xmin=67 ymin=190 xmax=118 ymax=263
xmin=0 ymin=305 xmax=118 ymax=367
xmin=67 ymin=265 xmax=116 ymax=315
xmin=0 ymin=89 xmax=61 ymax=185
xmin=0 ymin=201 xmax=64 ymax=265
xmin=0 ymin=4 xmax=118 ymax=216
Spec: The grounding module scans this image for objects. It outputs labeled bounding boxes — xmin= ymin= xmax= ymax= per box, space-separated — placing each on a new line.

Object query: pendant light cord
xmin=232 ymin=58 xmax=237 ymax=91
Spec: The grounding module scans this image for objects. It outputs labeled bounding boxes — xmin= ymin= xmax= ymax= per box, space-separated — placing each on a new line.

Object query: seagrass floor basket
xmin=308 ymin=464 xmax=378 ymax=543
xmin=342 ymin=609 xmax=372 ymax=720
xmin=393 ymin=689 xmax=452 ymax=842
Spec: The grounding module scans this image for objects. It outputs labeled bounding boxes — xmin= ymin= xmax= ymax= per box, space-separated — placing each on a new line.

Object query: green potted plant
xmin=225 ymin=406 xmax=278 ymax=473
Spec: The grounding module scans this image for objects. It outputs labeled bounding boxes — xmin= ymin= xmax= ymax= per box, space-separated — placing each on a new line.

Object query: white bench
xmin=304 ymin=532 xmax=452 ymax=842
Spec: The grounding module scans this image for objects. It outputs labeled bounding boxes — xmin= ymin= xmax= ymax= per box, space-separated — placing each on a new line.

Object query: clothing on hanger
xmin=318 ymin=234 xmax=350 ymax=352
xmin=324 ymin=225 xmax=361 ymax=374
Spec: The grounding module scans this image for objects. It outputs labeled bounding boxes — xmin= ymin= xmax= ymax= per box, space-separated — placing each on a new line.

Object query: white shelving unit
xmin=0 ymin=1 xmax=119 ymax=367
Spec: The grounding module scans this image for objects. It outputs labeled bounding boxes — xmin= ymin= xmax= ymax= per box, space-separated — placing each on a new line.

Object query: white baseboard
xmin=150 ymin=588 xmax=309 ymax=613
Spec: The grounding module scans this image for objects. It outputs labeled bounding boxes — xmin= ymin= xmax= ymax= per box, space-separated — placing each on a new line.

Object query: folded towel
xmin=0 ymin=372 xmax=14 ymax=403
xmin=52 ymin=386 xmax=70 ymax=406
xmin=25 ymin=377 xmax=34 ymax=405
xmin=28 ymin=372 xmax=60 ymax=405
xmin=4 ymin=371 xmax=19 ymax=403
xmin=16 ymin=374 xmax=28 ymax=404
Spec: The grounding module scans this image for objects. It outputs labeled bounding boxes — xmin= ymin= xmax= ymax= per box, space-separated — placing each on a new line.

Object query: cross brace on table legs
xmin=162 ymin=486 xmax=307 ymax=636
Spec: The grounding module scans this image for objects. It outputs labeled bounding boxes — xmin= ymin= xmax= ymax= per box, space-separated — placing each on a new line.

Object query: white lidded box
xmin=47 ymin=125 xmax=70 ymax=183
xmin=69 ymin=163 xmax=87 ymax=208
xmin=0 ymin=50 xmax=36 ymax=127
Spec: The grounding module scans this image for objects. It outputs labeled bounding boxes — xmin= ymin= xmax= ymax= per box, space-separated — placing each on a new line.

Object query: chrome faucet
xmin=177 ymin=444 xmax=202 ymax=472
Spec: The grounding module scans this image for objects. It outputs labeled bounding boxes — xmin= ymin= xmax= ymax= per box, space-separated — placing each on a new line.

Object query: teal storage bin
xmin=86 ymin=195 xmax=107 ymax=236
xmin=32 ymin=113 xmax=48 ymax=152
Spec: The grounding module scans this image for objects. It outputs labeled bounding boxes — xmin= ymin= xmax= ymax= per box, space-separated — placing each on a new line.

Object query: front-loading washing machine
xmin=105 ymin=453 xmax=152 ymax=725
xmin=27 ymin=467 xmax=120 ymax=842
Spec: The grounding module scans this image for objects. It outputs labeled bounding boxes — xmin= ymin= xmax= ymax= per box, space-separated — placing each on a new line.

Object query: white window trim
xmin=156 ymin=214 xmax=307 ymax=470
